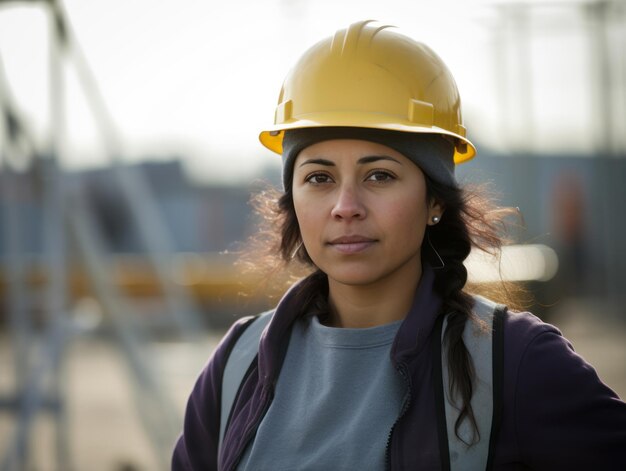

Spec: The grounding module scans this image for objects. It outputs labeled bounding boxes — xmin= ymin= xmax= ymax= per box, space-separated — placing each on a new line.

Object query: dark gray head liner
xmin=281 ymin=127 xmax=457 ymax=191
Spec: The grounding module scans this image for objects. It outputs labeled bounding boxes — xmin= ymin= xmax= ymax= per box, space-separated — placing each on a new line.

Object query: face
xmin=292 ymin=139 xmax=443 ymax=289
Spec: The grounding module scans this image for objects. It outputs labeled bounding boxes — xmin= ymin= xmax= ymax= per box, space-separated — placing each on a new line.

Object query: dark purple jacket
xmin=172 ymin=267 xmax=626 ymax=470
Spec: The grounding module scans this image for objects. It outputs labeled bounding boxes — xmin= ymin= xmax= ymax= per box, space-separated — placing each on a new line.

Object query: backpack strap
xmin=432 ymin=296 xmax=507 ymax=471
xmin=486 ymin=303 xmax=506 ymax=469
xmin=218 ymin=310 xmax=273 ymax=460
xmin=432 ymin=314 xmax=451 ymax=471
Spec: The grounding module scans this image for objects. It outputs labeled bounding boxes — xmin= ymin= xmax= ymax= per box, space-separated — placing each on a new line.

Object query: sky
xmin=0 ymin=0 xmax=624 ymax=183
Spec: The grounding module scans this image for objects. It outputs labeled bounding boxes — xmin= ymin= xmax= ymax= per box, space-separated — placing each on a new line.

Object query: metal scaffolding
xmin=0 ymin=0 xmax=205 ymax=469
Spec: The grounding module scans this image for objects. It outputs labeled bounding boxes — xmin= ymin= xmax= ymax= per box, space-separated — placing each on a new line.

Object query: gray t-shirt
xmin=237 ymin=315 xmax=406 ymax=471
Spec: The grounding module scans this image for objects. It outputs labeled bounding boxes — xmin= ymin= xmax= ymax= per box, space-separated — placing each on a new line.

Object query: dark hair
xmin=424 ymin=176 xmax=513 ymax=443
xmin=241 ymin=171 xmax=523 ymax=444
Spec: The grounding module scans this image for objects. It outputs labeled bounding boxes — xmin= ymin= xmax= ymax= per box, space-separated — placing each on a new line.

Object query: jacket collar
xmin=391 ymin=264 xmax=442 ymax=364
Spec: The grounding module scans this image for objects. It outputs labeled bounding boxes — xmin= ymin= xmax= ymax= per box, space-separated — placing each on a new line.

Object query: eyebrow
xmin=298 ymin=155 xmax=402 ymax=167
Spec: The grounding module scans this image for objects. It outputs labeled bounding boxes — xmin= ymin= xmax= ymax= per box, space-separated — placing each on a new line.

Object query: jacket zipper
xmin=385 ymin=361 xmax=412 ymax=471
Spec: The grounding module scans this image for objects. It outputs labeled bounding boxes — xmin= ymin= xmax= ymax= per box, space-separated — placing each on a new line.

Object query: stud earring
xmin=431 ymin=215 xmax=440 ymax=224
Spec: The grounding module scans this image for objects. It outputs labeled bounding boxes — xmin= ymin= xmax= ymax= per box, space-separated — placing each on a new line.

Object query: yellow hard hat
xmin=259 ymin=20 xmax=476 ymax=164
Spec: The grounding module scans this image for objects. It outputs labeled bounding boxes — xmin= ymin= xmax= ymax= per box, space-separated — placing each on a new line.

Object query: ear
xmin=427 ymin=198 xmax=445 ymax=226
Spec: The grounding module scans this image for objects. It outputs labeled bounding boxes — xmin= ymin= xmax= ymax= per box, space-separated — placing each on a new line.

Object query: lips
xmin=327 ymin=235 xmax=377 ymax=254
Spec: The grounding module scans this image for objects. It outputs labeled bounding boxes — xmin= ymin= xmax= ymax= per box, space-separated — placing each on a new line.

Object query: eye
xmin=366 ymin=170 xmax=396 ymax=182
xmin=305 ymin=172 xmax=334 ymax=185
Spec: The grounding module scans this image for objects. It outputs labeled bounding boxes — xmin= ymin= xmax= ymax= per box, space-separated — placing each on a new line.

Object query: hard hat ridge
xmin=329 ymin=20 xmax=394 ymax=57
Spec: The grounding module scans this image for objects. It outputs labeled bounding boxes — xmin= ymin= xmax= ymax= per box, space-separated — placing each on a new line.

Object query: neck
xmin=326 ymin=262 xmax=423 ymax=329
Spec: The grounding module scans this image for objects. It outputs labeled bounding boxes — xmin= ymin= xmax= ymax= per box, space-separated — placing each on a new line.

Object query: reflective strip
xmin=218 ymin=310 xmax=273 ymax=461
xmin=441 ymin=295 xmax=497 ymax=471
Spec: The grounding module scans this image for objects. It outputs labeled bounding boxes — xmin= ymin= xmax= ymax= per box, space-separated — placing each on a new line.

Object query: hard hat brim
xmin=259 ymin=114 xmax=476 ymax=165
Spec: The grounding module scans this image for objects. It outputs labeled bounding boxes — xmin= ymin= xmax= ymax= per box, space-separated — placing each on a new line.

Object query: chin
xmin=317 ymin=255 xmax=422 ymax=290
xmin=323 ymin=268 xmax=391 ymax=288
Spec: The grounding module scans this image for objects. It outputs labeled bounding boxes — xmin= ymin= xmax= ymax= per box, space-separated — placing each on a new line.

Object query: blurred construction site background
xmin=1 ymin=0 xmax=625 ymax=470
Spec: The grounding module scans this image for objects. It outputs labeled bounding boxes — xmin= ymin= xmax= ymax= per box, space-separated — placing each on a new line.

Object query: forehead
xmin=295 ymin=139 xmax=408 ymax=163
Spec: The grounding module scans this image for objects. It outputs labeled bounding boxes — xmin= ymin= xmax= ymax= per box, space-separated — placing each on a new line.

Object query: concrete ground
xmin=0 ymin=333 xmax=221 ymax=471
xmin=0 ymin=297 xmax=624 ymax=471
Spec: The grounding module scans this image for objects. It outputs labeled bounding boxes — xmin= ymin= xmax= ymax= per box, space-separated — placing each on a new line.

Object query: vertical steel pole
xmin=46 ymin=2 xmax=71 ymax=469
xmin=0 ymin=56 xmax=31 ymax=437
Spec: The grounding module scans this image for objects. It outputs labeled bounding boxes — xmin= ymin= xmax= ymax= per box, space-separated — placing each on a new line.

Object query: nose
xmin=330 ymin=184 xmax=366 ymax=220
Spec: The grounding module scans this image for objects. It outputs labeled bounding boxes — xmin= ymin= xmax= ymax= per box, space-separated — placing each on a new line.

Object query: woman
xmin=173 ymin=21 xmax=626 ymax=470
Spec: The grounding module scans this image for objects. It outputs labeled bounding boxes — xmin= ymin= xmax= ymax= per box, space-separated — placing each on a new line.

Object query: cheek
xmin=381 ymin=193 xmax=429 ymax=242
xmin=293 ymin=196 xmax=321 ymax=240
